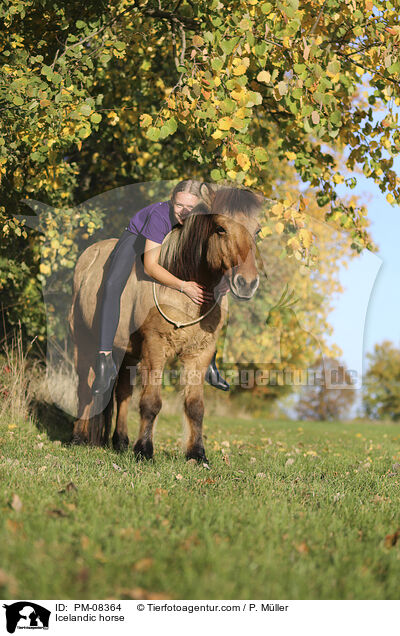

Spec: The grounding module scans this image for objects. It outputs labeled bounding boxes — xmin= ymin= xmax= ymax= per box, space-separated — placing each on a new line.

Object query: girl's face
xmin=172 ymin=192 xmax=199 ymax=224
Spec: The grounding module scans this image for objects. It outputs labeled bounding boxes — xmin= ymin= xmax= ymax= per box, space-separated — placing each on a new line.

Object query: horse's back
xmin=71 ymin=238 xmax=119 ymax=332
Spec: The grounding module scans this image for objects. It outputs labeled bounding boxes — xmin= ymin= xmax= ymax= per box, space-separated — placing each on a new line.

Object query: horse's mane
xmin=159 ymin=187 xmax=263 ymax=281
xmin=159 ymin=203 xmax=213 ymax=280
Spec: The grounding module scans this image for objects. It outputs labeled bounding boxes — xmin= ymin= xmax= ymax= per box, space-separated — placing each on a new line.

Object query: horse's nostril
xmin=250 ymin=277 xmax=259 ymax=291
xmin=237 ymin=275 xmax=246 ymax=287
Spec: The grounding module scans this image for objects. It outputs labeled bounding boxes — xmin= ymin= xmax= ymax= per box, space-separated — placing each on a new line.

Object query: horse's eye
xmin=216 ymin=225 xmax=226 ymax=235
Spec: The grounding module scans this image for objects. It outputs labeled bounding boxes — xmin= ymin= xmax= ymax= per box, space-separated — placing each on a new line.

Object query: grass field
xmin=1 ymin=408 xmax=400 ymax=600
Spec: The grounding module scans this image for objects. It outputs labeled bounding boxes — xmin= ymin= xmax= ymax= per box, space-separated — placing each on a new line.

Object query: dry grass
xmin=0 ymin=322 xmax=37 ymax=422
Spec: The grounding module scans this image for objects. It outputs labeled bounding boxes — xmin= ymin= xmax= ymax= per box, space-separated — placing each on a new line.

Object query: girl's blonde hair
xmin=171 ymin=180 xmax=214 ymax=206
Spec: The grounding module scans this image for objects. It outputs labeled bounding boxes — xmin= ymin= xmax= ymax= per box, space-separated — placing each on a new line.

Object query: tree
xmin=295 ymin=357 xmax=356 ymax=420
xmin=363 ymin=341 xmax=400 ymax=420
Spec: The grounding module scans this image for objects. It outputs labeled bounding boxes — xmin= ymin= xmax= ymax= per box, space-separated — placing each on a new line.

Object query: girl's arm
xmin=143 ymin=239 xmax=214 ymax=305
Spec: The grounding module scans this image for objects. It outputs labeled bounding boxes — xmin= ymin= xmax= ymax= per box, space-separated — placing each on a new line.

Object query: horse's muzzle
xmin=230 ymin=273 xmax=260 ymax=299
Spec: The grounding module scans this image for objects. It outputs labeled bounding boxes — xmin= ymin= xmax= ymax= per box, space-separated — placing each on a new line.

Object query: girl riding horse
xmin=92 ymin=180 xmax=229 ymax=395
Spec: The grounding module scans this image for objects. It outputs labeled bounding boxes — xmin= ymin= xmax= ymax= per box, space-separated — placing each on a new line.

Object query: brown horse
xmin=68 ymin=188 xmax=263 ymax=463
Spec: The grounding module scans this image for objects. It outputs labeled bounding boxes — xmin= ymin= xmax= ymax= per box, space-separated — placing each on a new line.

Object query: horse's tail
xmin=89 ymin=384 xmax=115 ymax=446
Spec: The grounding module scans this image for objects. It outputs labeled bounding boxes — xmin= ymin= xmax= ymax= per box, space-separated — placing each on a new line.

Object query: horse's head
xmin=206 ymin=188 xmax=264 ymax=300
xmin=159 ymin=187 xmax=264 ymax=300
xmin=207 ymin=211 xmax=261 ymax=300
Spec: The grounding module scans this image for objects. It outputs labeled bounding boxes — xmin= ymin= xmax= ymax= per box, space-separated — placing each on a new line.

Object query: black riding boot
xmin=92 ymin=352 xmax=117 ymax=395
xmin=205 ymin=351 xmax=230 ymax=391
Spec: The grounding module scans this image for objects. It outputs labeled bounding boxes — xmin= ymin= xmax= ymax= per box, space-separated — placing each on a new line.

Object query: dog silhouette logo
xmin=3 ymin=602 xmax=50 ymax=633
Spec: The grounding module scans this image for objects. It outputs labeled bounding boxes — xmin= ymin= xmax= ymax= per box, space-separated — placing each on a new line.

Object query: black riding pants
xmin=98 ymin=229 xmax=139 ymax=351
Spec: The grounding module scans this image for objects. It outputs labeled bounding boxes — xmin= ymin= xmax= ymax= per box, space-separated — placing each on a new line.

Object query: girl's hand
xmin=181 ymin=281 xmax=214 ymax=305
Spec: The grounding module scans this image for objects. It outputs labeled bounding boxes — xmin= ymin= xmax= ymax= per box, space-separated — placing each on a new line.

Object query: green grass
xmin=1 ymin=409 xmax=400 ymax=600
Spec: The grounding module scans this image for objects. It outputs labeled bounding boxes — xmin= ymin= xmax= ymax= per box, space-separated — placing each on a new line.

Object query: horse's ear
xmin=200 ymin=183 xmax=216 ymax=208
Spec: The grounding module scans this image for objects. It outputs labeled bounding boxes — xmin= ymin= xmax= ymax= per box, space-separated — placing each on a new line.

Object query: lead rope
xmin=152 ymin=282 xmax=222 ymax=329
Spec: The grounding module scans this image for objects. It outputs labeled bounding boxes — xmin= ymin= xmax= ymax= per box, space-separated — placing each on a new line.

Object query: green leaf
xmin=90 ymin=113 xmax=102 ymax=123
xmin=220 ymin=37 xmax=240 ymax=55
xmin=147 ymin=127 xmax=160 ymax=141
xmin=76 ymin=20 xmax=86 ymax=29
xmin=80 ymin=104 xmax=92 ymax=116
xmin=211 ymin=168 xmax=223 ymax=181
xmin=12 ymin=96 xmax=24 ymax=106
xmin=254 ymin=147 xmax=269 ymax=163
xmin=211 ymin=58 xmax=224 ymax=72
xmin=113 ymin=41 xmax=126 ymax=51
xmin=388 ymin=62 xmax=400 ymax=75
xmin=330 ymin=111 xmax=341 ymax=126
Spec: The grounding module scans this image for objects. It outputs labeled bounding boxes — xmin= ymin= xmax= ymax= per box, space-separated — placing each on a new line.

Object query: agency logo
xmin=2 ymin=602 xmax=51 ymax=633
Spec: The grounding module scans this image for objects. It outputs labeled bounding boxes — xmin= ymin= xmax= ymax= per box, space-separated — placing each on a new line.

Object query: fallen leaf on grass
xmin=295 ymin=541 xmax=309 ymax=554
xmin=175 ymin=474 xmax=183 ymax=480
xmin=385 ymin=530 xmax=400 ymax=548
xmin=133 ymin=558 xmax=154 ymax=572
xmin=285 ymin=458 xmax=295 ymax=467
xmin=222 ymin=453 xmax=230 ymax=466
xmin=11 ymin=494 xmax=23 ymax=513
xmin=256 ymin=472 xmax=266 ymax=479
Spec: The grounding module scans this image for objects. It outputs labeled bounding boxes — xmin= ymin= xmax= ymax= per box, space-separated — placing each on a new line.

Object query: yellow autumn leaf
xmin=257 ymin=70 xmax=271 ymax=83
xmin=275 ymin=222 xmax=284 ymax=234
xmin=285 ymin=151 xmax=296 ymax=160
xmin=212 ymin=129 xmax=224 ymax=139
xmin=218 ymin=117 xmax=233 ymax=130
xmin=236 ymin=153 xmax=250 ymax=171
xmin=260 ymin=226 xmax=272 ymax=238
xmin=192 ymin=35 xmax=204 ymax=47
xmin=140 ymin=114 xmax=152 ymax=128
xmin=299 ymin=229 xmax=313 ymax=249
xmin=231 ymin=87 xmax=248 ymax=104
xmin=270 ymin=202 xmax=284 ymax=216
xmin=40 ymin=263 xmax=51 ymax=275
xmin=333 ymin=173 xmax=344 ymax=184
xmin=235 ymin=107 xmax=248 ymax=119
xmin=386 ymin=193 xmax=395 ymax=204
xmin=233 ymin=64 xmax=248 ymax=76
xmin=227 ymin=169 xmax=238 ymax=180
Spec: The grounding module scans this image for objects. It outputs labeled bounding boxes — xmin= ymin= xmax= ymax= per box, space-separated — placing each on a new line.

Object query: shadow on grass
xmin=29 ymin=397 xmax=74 ymax=444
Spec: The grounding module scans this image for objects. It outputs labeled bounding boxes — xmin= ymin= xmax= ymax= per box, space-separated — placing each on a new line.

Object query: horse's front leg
xmin=133 ymin=341 xmax=166 ymax=460
xmin=182 ymin=348 xmax=214 ymax=464
xmin=112 ymin=356 xmax=136 ymax=451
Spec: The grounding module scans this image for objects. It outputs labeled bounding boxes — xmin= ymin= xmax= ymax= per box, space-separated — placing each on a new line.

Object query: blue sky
xmin=327 ymin=167 xmax=400 ymax=383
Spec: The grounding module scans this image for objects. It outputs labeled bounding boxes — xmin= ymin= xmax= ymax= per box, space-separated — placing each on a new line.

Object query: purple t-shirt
xmin=127 ymin=201 xmax=176 ymax=245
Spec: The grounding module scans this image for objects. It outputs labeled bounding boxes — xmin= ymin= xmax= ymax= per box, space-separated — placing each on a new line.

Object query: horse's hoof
xmin=70 ymin=434 xmax=88 ymax=446
xmin=133 ymin=440 xmax=154 ymax=461
xmin=112 ymin=434 xmax=130 ymax=452
xmin=186 ymin=448 xmax=209 ymax=465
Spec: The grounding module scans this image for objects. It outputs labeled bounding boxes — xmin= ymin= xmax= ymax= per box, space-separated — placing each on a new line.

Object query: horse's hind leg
xmin=71 ymin=334 xmax=96 ymax=445
xmin=133 ymin=342 xmax=165 ymax=460
xmin=112 ymin=357 xmax=136 ymax=452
